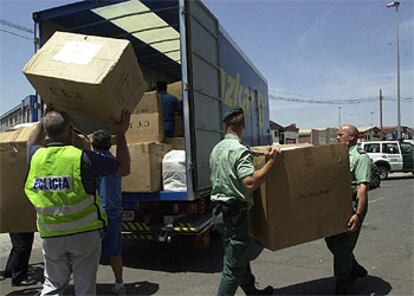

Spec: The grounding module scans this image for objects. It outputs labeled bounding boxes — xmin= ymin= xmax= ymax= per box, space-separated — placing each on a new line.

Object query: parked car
xmin=369 ymin=162 xmax=381 ymax=189
xmin=360 ymin=141 xmax=414 ymax=179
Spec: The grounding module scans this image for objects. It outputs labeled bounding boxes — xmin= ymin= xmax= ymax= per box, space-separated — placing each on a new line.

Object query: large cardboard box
xmin=126 ymin=91 xmax=164 ymax=143
xmin=249 ymin=143 xmax=352 ymax=251
xmin=0 ymin=126 xmax=38 ymax=233
xmin=121 ymin=142 xmax=172 ymax=192
xmin=1 ymin=124 xmax=99 ymax=233
xmin=23 ymin=31 xmax=147 ymax=133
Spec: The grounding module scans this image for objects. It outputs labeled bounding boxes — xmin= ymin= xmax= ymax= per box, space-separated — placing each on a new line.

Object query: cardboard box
xmin=23 ymin=31 xmax=147 ymax=133
xmin=121 ymin=142 xmax=172 ymax=192
xmin=133 ymin=90 xmax=163 ymax=114
xmin=126 ymin=91 xmax=164 ymax=143
xmin=249 ymin=143 xmax=352 ymax=251
xmin=167 ymin=81 xmax=182 ymax=101
xmin=0 ymin=126 xmax=38 ymax=233
xmin=0 ymin=124 xmax=101 ymax=233
xmin=163 ymin=137 xmax=185 ymax=150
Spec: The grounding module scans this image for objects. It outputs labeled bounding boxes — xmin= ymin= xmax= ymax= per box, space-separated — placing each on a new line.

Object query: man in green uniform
xmin=325 ymin=124 xmax=371 ymax=294
xmin=209 ymin=107 xmax=280 ymax=296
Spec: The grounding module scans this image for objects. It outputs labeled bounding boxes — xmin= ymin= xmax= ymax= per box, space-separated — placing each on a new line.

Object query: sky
xmin=0 ymin=0 xmax=413 ymax=129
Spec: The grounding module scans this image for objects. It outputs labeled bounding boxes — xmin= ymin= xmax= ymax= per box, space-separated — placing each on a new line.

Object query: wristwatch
xmin=355 ymin=213 xmax=363 ymax=220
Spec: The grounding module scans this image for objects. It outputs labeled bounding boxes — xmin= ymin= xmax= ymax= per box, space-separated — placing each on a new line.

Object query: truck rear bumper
xmin=121 ymin=212 xmax=213 ymax=242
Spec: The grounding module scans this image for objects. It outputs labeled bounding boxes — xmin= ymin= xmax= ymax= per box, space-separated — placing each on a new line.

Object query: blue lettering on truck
xmin=218 ymin=31 xmax=270 ymax=146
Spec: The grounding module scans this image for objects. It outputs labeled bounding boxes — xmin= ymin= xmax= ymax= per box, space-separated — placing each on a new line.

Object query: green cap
xmin=222 ymin=107 xmax=244 ymax=122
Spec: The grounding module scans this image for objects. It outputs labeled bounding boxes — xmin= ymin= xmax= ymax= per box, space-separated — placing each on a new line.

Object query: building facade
xmin=270 ymin=121 xmax=299 ymax=144
xmin=299 ymin=128 xmax=338 ymax=145
xmin=382 ymin=126 xmax=413 ymax=140
xmin=0 ymin=95 xmax=38 ymax=131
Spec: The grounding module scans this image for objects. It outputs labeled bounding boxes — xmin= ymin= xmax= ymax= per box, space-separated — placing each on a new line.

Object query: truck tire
xmin=370 ymin=173 xmax=381 ymax=189
xmin=377 ymin=166 xmax=389 ymax=180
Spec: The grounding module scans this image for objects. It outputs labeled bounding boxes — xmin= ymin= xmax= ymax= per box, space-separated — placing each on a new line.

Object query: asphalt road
xmin=1 ymin=174 xmax=413 ymax=296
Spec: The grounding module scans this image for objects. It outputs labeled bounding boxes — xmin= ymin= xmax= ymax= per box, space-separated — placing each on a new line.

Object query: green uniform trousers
xmin=325 ymin=218 xmax=363 ymax=280
xmin=213 ymin=204 xmax=255 ymax=296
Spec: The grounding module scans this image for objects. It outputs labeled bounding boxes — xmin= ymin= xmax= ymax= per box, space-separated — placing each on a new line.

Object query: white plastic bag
xmin=162 ymin=150 xmax=186 ymax=192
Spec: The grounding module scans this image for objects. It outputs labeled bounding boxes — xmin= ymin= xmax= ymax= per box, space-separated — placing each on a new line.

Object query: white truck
xmin=33 ymin=0 xmax=272 ymax=246
xmin=360 ymin=141 xmax=414 ymax=179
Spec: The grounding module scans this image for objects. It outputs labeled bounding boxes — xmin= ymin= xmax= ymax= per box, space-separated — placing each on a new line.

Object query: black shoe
xmin=0 ymin=270 xmax=10 ymax=281
xmin=243 ymin=285 xmax=274 ymax=296
xmin=12 ymin=278 xmax=38 ymax=287
xmin=348 ymin=260 xmax=368 ymax=283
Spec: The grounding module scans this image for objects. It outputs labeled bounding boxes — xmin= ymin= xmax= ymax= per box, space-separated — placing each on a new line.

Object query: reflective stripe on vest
xmin=37 ymin=211 xmax=98 ymax=232
xmin=35 ymin=195 xmax=95 ymax=216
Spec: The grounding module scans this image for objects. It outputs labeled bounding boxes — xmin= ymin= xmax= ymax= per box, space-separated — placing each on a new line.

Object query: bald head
xmin=43 ymin=111 xmax=73 ymax=140
xmin=341 ymin=124 xmax=358 ymax=137
xmin=337 ymin=124 xmax=359 ymax=146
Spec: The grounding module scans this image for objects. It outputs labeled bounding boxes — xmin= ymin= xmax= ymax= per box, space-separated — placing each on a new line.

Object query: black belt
xmin=214 ymin=200 xmax=248 ymax=226
xmin=214 ymin=200 xmax=247 ymax=211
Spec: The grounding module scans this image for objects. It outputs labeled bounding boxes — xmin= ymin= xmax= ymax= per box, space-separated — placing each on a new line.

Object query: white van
xmin=360 ymin=141 xmax=414 ymax=179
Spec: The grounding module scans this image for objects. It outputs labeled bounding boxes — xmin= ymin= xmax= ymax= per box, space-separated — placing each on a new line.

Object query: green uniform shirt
xmin=209 ymin=134 xmax=255 ymax=206
xmin=349 ymin=144 xmax=371 ymax=198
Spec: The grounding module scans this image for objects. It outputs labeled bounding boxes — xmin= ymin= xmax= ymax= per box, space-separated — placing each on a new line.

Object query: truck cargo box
xmin=33 ymin=0 xmax=272 ymax=241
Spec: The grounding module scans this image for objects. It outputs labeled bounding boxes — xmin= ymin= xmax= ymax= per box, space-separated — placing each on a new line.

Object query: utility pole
xmin=338 ymin=106 xmax=342 ymax=127
xmin=379 ymin=89 xmax=384 ymax=139
xmin=387 ymin=1 xmax=401 ymax=139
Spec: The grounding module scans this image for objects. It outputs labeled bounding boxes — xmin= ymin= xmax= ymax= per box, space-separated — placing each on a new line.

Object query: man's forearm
xmin=242 ymin=158 xmax=277 ymax=192
xmin=116 ymin=134 xmax=131 ymax=177
xmin=27 ymin=121 xmax=46 ymax=148
xmin=355 ymin=184 xmax=368 ymax=216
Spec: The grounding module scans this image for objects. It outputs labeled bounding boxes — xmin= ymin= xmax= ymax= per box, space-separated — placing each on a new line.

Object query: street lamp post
xmin=387 ymin=1 xmax=401 ymax=139
xmin=338 ymin=106 xmax=342 ymax=127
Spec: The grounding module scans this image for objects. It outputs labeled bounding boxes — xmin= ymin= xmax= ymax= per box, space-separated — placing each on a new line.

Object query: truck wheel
xmin=377 ymin=166 xmax=389 ymax=180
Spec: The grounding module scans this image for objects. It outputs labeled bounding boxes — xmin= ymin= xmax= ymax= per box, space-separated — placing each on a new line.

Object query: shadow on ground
xmin=275 ymin=275 xmax=392 ymax=295
xmin=3 ymin=263 xmax=43 ymax=296
xmin=28 ymin=264 xmax=45 ymax=283
xmin=6 ymin=287 xmax=41 ymax=296
xmin=121 ymin=231 xmax=224 ymax=273
xmin=61 ymin=281 xmax=159 ymax=296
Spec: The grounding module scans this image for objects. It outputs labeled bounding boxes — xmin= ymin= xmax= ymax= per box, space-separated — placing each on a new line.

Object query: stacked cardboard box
xmin=167 ymin=81 xmax=183 ymax=101
xmin=126 ymin=91 xmax=164 ymax=143
xmin=163 ymin=137 xmax=185 ymax=150
xmin=0 ymin=125 xmax=100 ymax=233
xmin=0 ymin=126 xmax=38 ymax=233
xmin=23 ymin=31 xmax=147 ymax=134
xmin=167 ymin=81 xmax=184 ymax=137
xmin=121 ymin=143 xmax=172 ymax=192
xmin=249 ymin=143 xmax=352 ymax=251
xmin=122 ymin=90 xmax=173 ymax=192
